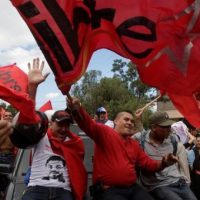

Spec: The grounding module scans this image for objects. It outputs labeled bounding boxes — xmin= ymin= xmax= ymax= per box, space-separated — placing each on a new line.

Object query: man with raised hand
xmin=67 ymin=97 xmax=178 ymax=200
xmin=10 ymin=58 xmax=87 ymax=200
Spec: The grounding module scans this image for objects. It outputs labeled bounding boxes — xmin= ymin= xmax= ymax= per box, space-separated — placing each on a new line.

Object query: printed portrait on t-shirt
xmin=42 ymin=155 xmax=66 ymax=183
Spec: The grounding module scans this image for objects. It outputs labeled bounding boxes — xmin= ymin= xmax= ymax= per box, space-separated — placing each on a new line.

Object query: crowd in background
xmin=0 ymin=58 xmax=200 ymax=200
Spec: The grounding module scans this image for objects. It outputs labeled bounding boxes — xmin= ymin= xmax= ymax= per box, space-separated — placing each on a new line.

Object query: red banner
xmin=39 ymin=100 xmax=53 ymax=112
xmin=0 ymin=64 xmax=38 ymax=123
xmin=168 ymin=92 xmax=200 ymax=128
xmin=11 ymin=0 xmax=200 ymax=127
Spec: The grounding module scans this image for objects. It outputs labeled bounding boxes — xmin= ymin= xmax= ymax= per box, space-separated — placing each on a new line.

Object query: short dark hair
xmin=196 ymin=133 xmax=200 ymax=139
xmin=114 ymin=110 xmax=133 ymax=120
xmin=45 ymin=155 xmax=66 ymax=167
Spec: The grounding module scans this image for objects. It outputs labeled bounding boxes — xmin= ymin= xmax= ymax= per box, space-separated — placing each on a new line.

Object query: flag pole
xmin=66 ymin=92 xmax=83 ymax=120
xmin=66 ymin=92 xmax=72 ymax=102
xmin=140 ymin=94 xmax=162 ymax=111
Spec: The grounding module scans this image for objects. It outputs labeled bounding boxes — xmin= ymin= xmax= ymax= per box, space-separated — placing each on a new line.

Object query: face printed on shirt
xmin=42 ymin=155 xmax=66 ymax=183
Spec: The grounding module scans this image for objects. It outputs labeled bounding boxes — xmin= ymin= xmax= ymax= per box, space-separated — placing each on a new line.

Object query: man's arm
xmin=134 ymin=108 xmax=144 ymax=133
xmin=0 ymin=120 xmax=13 ymax=146
xmin=137 ymin=149 xmax=178 ymax=172
xmin=177 ymin=142 xmax=191 ymax=183
xmin=10 ymin=58 xmax=49 ymax=149
xmin=133 ymin=132 xmax=178 ymax=171
xmin=67 ymin=96 xmax=109 ymax=142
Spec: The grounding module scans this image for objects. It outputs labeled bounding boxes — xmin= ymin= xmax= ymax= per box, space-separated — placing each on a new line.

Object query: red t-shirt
xmin=76 ymin=108 xmax=161 ymax=186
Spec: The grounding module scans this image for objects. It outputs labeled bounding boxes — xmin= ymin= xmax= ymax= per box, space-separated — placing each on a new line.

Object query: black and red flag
xmin=10 ymin=0 xmax=200 ymax=127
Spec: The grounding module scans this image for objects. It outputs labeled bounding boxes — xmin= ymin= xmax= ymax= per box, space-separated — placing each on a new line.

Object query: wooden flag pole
xmin=66 ymin=92 xmax=83 ymax=120
xmin=140 ymin=94 xmax=162 ymax=112
xmin=66 ymin=92 xmax=72 ymax=102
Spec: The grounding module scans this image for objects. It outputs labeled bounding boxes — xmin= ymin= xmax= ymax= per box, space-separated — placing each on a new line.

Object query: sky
xmin=0 ymin=0 xmax=129 ymax=110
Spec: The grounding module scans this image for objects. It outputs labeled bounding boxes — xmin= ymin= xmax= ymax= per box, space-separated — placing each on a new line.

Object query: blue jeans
xmin=22 ymin=186 xmax=74 ymax=200
xmin=100 ymin=183 xmax=154 ymax=200
xmin=0 ymin=152 xmax=15 ymax=193
xmin=150 ymin=179 xmax=197 ymax=200
xmin=0 ymin=152 xmax=15 ymax=165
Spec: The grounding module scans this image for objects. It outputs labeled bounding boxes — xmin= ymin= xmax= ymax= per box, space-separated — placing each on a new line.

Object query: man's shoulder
xmin=104 ymin=120 xmax=114 ymax=128
xmin=132 ymin=130 xmax=148 ymax=140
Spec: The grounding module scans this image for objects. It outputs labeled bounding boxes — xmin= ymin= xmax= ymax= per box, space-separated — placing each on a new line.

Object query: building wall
xmin=157 ymin=101 xmax=183 ymax=119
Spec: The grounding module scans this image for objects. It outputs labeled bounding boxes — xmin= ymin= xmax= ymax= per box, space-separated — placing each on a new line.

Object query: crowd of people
xmin=0 ymin=58 xmax=200 ymax=200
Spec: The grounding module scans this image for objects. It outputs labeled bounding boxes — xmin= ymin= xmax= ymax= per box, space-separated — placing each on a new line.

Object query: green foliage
xmin=6 ymin=104 xmax=18 ymax=116
xmin=0 ymin=102 xmax=17 ymax=116
xmin=112 ymin=59 xmax=155 ymax=100
xmin=0 ymin=102 xmax=7 ymax=109
xmin=71 ymin=59 xmax=158 ymax=128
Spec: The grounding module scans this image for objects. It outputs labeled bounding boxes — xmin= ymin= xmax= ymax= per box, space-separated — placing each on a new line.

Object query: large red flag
xmin=39 ymin=100 xmax=53 ymax=112
xmin=10 ymin=0 xmax=194 ymax=93
xmin=11 ymin=0 xmax=200 ymax=127
xmin=0 ymin=64 xmax=38 ymax=123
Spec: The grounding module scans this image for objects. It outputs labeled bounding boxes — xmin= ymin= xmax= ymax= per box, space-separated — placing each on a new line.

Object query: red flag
xmin=39 ymin=100 xmax=53 ymax=112
xmin=0 ymin=64 xmax=39 ymax=123
xmin=167 ymin=93 xmax=200 ymax=128
xmin=11 ymin=0 xmax=200 ymax=126
xmin=10 ymin=0 xmax=195 ymax=93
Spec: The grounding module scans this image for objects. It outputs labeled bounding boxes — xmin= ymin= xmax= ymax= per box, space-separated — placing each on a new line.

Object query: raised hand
xmin=28 ymin=58 xmax=49 ymax=100
xmin=67 ymin=96 xmax=81 ymax=111
xmin=28 ymin=58 xmax=49 ymax=86
xmin=135 ymin=108 xmax=144 ymax=119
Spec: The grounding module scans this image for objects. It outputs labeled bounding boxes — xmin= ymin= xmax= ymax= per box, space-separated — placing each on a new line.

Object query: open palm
xmin=28 ymin=58 xmax=49 ymax=85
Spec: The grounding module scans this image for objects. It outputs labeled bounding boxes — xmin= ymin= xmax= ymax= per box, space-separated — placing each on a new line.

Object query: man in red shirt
xmin=68 ymin=98 xmax=178 ymax=200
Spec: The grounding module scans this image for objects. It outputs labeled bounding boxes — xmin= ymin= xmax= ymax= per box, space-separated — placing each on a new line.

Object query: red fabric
xmin=0 ymin=64 xmax=28 ymax=92
xmin=10 ymin=0 xmax=193 ymax=92
xmin=75 ymin=107 xmax=161 ymax=186
xmin=11 ymin=0 xmax=200 ymax=126
xmin=167 ymin=93 xmax=200 ymax=128
xmin=0 ymin=64 xmax=39 ymax=123
xmin=39 ymin=100 xmax=53 ymax=112
xmin=47 ymin=129 xmax=87 ymax=200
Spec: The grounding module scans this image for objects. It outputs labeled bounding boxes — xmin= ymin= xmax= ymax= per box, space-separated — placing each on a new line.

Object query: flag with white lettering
xmin=0 ymin=64 xmax=38 ymax=123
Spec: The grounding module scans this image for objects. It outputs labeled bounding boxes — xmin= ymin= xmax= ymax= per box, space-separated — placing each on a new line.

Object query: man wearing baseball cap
xmin=10 ymin=59 xmax=87 ymax=200
xmin=95 ymin=107 xmax=114 ymax=128
xmin=133 ymin=111 xmax=197 ymax=200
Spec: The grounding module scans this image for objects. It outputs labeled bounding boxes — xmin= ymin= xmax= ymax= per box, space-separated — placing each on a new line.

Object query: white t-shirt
xmin=104 ymin=120 xmax=114 ymax=128
xmin=28 ymin=134 xmax=71 ymax=191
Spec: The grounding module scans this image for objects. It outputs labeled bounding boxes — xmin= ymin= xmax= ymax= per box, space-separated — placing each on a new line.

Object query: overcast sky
xmin=0 ymin=0 xmax=128 ymax=110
